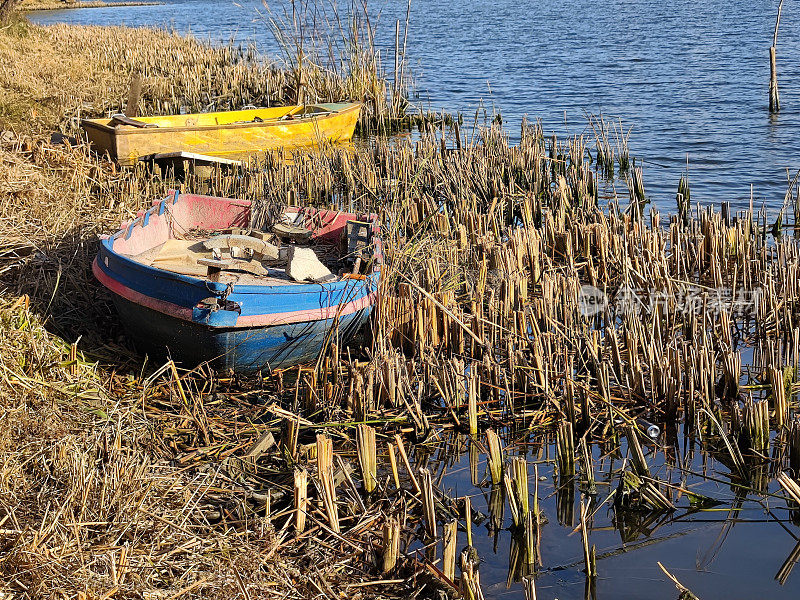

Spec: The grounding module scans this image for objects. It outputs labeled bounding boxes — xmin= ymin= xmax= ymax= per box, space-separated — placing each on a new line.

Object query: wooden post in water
xmin=770 ymin=47 xmax=780 ymax=113
xmin=770 ymin=0 xmax=783 ymax=113
xmin=399 ymin=0 xmax=411 ymax=100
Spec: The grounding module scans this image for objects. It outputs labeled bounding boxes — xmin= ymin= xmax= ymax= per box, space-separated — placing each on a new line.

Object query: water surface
xmin=417 ymin=427 xmax=800 ymax=600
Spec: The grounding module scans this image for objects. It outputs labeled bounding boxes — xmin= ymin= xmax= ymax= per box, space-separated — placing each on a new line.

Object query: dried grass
xmin=0 ymin=297 xmax=289 ymax=598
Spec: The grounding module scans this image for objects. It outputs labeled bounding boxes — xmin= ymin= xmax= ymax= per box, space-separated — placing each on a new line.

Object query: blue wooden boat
xmin=93 ymin=190 xmax=381 ymax=372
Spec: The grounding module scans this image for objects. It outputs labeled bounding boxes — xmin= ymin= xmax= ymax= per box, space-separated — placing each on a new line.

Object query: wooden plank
xmin=198 ymin=258 xmax=268 ymax=277
xmin=110 ymin=115 xmax=157 ymax=129
xmin=273 ymin=222 xmax=313 ymax=243
xmin=143 ymin=151 xmax=242 ymax=166
xmin=125 ymin=73 xmax=142 ymax=118
xmin=202 ymin=235 xmax=280 ymax=260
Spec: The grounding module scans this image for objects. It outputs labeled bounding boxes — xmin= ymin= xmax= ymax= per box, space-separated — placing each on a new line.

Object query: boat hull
xmin=82 ymin=102 xmax=361 ymax=166
xmin=93 ymin=190 xmax=382 ymax=372
xmin=110 ymin=293 xmax=372 ymax=372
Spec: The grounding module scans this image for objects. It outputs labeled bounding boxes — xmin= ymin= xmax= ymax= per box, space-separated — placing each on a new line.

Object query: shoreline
xmin=21 ymin=1 xmax=162 ymax=11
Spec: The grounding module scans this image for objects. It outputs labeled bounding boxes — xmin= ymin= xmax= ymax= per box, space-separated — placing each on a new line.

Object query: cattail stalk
xmin=486 ymin=429 xmax=503 ymax=485
xmin=293 ymin=468 xmax=308 ymax=533
xmin=316 ymin=434 xmax=340 ymax=534
xmin=443 ymin=519 xmax=457 ymax=581
xmin=580 ymin=499 xmax=596 ymax=578
xmin=394 ymin=433 xmax=421 ymax=494
xmin=387 ymin=442 xmax=401 ymax=490
xmin=420 ymin=467 xmax=437 ymax=540
xmin=356 ymin=423 xmax=377 ymax=493
xmin=382 ymin=517 xmax=401 ymax=574
xmin=557 ymin=422 xmax=575 ymax=477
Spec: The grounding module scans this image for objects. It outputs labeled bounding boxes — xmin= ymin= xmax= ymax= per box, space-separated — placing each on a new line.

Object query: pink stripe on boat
xmin=93 ymin=259 xmax=375 ymax=328
xmin=94 ymin=258 xmax=194 ymax=321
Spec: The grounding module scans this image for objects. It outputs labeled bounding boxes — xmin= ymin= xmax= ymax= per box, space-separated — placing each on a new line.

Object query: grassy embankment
xmin=20 ymin=1 xmax=160 ymax=11
xmin=0 ymin=18 xmax=414 ymax=599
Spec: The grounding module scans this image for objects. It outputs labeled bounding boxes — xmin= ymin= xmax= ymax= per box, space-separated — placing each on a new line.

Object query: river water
xmin=30 ymin=0 xmax=800 ymax=214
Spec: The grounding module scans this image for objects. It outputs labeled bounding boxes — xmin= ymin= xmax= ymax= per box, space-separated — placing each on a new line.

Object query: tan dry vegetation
xmin=0 ymin=21 xmax=289 ymax=134
xmin=0 ymin=105 xmax=290 ymax=600
xmin=0 ymin=296 xmax=289 ymax=598
xmin=20 ymin=1 xmax=159 ymax=10
xmin=0 ymin=134 xmax=398 ymax=597
xmin=0 ymin=21 xmax=406 ymax=600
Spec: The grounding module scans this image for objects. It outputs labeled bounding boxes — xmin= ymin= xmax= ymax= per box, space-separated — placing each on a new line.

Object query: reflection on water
xmin=401 ymin=425 xmax=800 ymax=599
xmin=29 ymin=0 xmax=800 ymax=211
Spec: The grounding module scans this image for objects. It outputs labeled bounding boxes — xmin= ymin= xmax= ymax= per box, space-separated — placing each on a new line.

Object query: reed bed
xmin=5 ymin=114 xmax=800 ymax=598
xmin=3 ymin=18 xmax=800 ymax=600
xmin=0 ymin=297 xmax=296 ymax=598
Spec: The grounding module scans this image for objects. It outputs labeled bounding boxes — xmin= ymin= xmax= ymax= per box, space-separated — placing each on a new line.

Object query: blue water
xmin=432 ymin=433 xmax=800 ymax=600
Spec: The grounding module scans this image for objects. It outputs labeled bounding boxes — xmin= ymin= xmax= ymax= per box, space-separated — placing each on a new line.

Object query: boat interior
xmin=109 ymin=192 xmax=377 ymax=286
xmin=89 ymin=104 xmax=342 ymax=130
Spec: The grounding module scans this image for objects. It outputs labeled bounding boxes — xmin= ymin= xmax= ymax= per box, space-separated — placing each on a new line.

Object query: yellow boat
xmin=81 ymin=102 xmax=362 ymax=166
